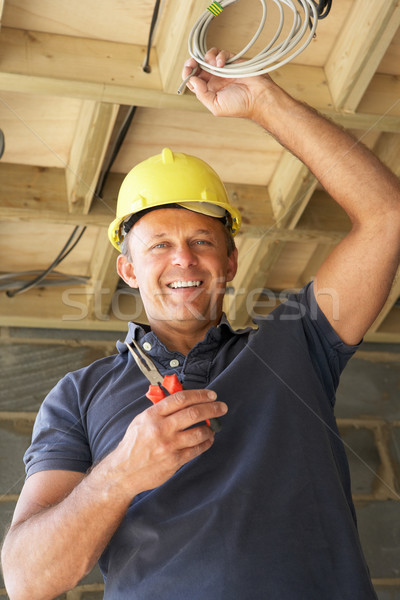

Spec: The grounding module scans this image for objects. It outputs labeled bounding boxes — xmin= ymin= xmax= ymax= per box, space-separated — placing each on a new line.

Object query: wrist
xmin=250 ymin=78 xmax=304 ymax=139
xmin=86 ymin=447 xmax=139 ymax=505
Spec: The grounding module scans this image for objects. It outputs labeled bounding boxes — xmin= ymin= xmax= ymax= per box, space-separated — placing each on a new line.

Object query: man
xmin=2 ymin=49 xmax=400 ymax=600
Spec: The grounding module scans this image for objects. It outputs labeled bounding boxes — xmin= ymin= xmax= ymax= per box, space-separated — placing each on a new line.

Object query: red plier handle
xmin=146 ymin=373 xmax=182 ymax=403
xmin=147 ymin=375 xmax=221 ymax=433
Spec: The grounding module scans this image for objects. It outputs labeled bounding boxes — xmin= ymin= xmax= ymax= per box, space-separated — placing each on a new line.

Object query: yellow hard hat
xmin=108 ymin=148 xmax=241 ymax=250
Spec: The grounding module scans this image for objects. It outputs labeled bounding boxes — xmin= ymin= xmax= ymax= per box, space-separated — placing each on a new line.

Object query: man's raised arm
xmin=183 ymin=49 xmax=400 ymax=345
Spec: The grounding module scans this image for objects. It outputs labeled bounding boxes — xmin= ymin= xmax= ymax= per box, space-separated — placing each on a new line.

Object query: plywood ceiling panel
xmin=0 ymin=91 xmax=81 ymax=167
xmin=111 ymin=107 xmax=283 ymax=186
xmin=2 ymin=0 xmax=159 ymax=45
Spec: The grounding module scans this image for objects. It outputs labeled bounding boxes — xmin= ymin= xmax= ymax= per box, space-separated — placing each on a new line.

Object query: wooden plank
xmin=224 ymin=234 xmax=275 ymax=327
xmin=268 ymin=151 xmax=317 ymax=227
xmin=66 ymin=101 xmax=119 ymax=214
xmin=224 ymin=182 xmax=275 ymax=230
xmin=296 ymin=190 xmax=352 ymax=232
xmin=111 ymin=106 xmax=282 ymax=186
xmin=0 ymin=91 xmax=81 ymax=168
xmin=0 ymin=164 xmax=113 ymax=227
xmin=369 ymin=267 xmax=400 ymax=333
xmin=2 ymin=0 xmax=156 ymax=46
xmin=0 ymin=287 xmax=127 ymax=331
xmin=0 ymin=53 xmax=399 ymax=133
xmin=156 ymin=0 xmax=208 ymax=94
xmin=0 ymin=27 xmax=161 ymax=89
xmin=325 ymin=0 xmax=400 ymax=112
xmin=373 ymin=132 xmax=400 ymax=177
xmin=86 ymin=228 xmax=120 ymax=321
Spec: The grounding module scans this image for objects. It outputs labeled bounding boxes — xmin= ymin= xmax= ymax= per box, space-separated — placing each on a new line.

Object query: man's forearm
xmin=1 ymin=457 xmax=133 ymax=600
xmin=2 ymin=388 xmax=225 ymax=600
xmin=251 ymin=82 xmax=400 ymax=223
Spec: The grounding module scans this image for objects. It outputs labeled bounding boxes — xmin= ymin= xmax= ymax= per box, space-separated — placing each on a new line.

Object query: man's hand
xmin=110 ymin=388 xmax=228 ymax=496
xmin=182 ymin=47 xmax=273 ymax=120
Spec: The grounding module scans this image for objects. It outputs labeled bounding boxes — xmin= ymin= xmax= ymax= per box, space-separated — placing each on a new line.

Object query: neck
xmin=149 ymin=316 xmax=221 ymax=355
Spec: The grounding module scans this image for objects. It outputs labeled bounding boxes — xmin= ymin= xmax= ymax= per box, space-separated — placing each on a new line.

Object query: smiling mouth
xmin=167 ymin=280 xmax=203 ymax=289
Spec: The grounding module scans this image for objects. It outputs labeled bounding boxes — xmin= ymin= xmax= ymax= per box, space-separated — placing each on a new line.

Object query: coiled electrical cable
xmin=178 ymin=0 xmax=329 ymax=93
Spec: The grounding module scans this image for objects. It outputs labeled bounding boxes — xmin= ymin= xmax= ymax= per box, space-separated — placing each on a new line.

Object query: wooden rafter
xmin=368 ymin=267 xmax=400 ymax=334
xmin=0 ymin=164 xmax=112 ymax=227
xmin=66 ymin=101 xmax=119 ymax=214
xmin=156 ymin=0 xmax=208 ymax=94
xmin=0 ymin=27 xmax=399 ymax=132
xmin=268 ymin=152 xmax=317 ymax=228
xmin=86 ymin=229 xmax=120 ymax=321
xmin=325 ymin=0 xmax=400 ymax=112
xmin=373 ymin=132 xmax=400 ymax=177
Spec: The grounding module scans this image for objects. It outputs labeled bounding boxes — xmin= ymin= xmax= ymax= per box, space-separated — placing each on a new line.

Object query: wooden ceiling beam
xmin=0 ymin=27 xmax=399 ymax=131
xmin=0 ymin=287 xmax=127 ymax=331
xmin=268 ymin=152 xmax=317 ymax=228
xmin=0 ymin=164 xmax=113 ymax=227
xmin=86 ymin=228 xmax=120 ymax=321
xmin=373 ymin=132 xmax=400 ymax=177
xmin=156 ymin=0 xmax=208 ymax=94
xmin=368 ymin=267 xmax=400 ymax=334
xmin=325 ymin=0 xmax=400 ymax=113
xmin=66 ymin=101 xmax=119 ymax=214
xmin=224 ymin=235 xmax=276 ymax=327
xmin=0 ymin=27 xmax=161 ymax=90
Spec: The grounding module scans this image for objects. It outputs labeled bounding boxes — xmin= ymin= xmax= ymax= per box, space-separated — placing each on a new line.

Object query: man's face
xmin=117 ymin=208 xmax=238 ymax=331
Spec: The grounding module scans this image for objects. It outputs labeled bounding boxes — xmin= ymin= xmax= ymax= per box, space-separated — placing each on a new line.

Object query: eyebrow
xmin=150 ymin=229 xmax=214 ymax=239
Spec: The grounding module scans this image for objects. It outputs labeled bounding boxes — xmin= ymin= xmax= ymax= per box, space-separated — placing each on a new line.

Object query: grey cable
xmin=178 ymin=0 xmax=319 ymax=94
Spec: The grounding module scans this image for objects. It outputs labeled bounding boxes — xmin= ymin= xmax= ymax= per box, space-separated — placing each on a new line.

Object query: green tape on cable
xmin=207 ymin=2 xmax=223 ymax=16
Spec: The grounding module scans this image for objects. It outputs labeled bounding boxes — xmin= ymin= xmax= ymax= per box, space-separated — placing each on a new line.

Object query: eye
xmin=151 ymin=242 xmax=168 ymax=250
xmin=193 ymin=239 xmax=211 ymax=246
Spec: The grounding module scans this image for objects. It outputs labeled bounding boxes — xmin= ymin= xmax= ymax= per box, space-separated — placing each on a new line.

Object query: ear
xmin=116 ymin=254 xmax=139 ymax=289
xmin=226 ymin=247 xmax=238 ymax=283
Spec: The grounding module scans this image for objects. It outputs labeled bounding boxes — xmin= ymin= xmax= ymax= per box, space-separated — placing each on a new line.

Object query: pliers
xmin=126 ymin=340 xmax=221 ymax=433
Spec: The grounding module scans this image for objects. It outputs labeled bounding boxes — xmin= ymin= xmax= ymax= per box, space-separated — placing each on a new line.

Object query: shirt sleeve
xmin=24 ymin=373 xmax=92 ymax=478
xmin=297 ymin=281 xmax=361 ymax=404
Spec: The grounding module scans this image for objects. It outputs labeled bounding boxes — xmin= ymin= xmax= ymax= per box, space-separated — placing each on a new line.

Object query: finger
xmin=177 ymin=423 xmax=215 ymax=450
xmin=204 ymin=48 xmax=232 ymax=68
xmin=216 ymin=49 xmax=232 ymax=67
xmin=187 ymin=76 xmax=221 ymax=115
xmin=170 ymin=399 xmax=228 ymax=432
xmin=178 ymin=435 xmax=215 ymax=464
xmin=182 ymin=57 xmax=199 ymax=79
xmin=154 ymin=388 xmax=218 ymax=417
xmin=204 ymin=47 xmax=220 ymax=66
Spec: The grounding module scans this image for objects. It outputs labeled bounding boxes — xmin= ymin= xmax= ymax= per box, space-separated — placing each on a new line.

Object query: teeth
xmin=168 ymin=280 xmax=202 ymax=289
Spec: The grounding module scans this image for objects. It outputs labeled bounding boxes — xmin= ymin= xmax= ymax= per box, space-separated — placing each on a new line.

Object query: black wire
xmin=315 ymin=0 xmax=332 ymax=19
xmin=0 ymin=129 xmax=4 ymax=159
xmin=55 ymin=226 xmax=87 ymax=263
xmin=95 ymin=106 xmax=137 ymax=199
xmin=142 ymin=0 xmax=162 ymax=73
xmin=6 ymin=226 xmax=85 ymax=297
xmin=300 ymin=0 xmax=333 ymax=32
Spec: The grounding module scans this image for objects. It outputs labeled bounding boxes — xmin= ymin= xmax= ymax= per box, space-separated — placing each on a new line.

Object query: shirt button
xmin=143 ymin=342 xmax=152 ymax=351
xmin=169 ymin=359 xmax=180 ymax=368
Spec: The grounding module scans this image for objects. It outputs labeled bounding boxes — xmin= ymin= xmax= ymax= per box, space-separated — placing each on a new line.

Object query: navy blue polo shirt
xmin=24 ymin=283 xmax=377 ymax=599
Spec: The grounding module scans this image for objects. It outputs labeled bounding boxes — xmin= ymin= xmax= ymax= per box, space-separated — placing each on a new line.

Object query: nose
xmin=171 ymin=243 xmax=198 ymax=268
